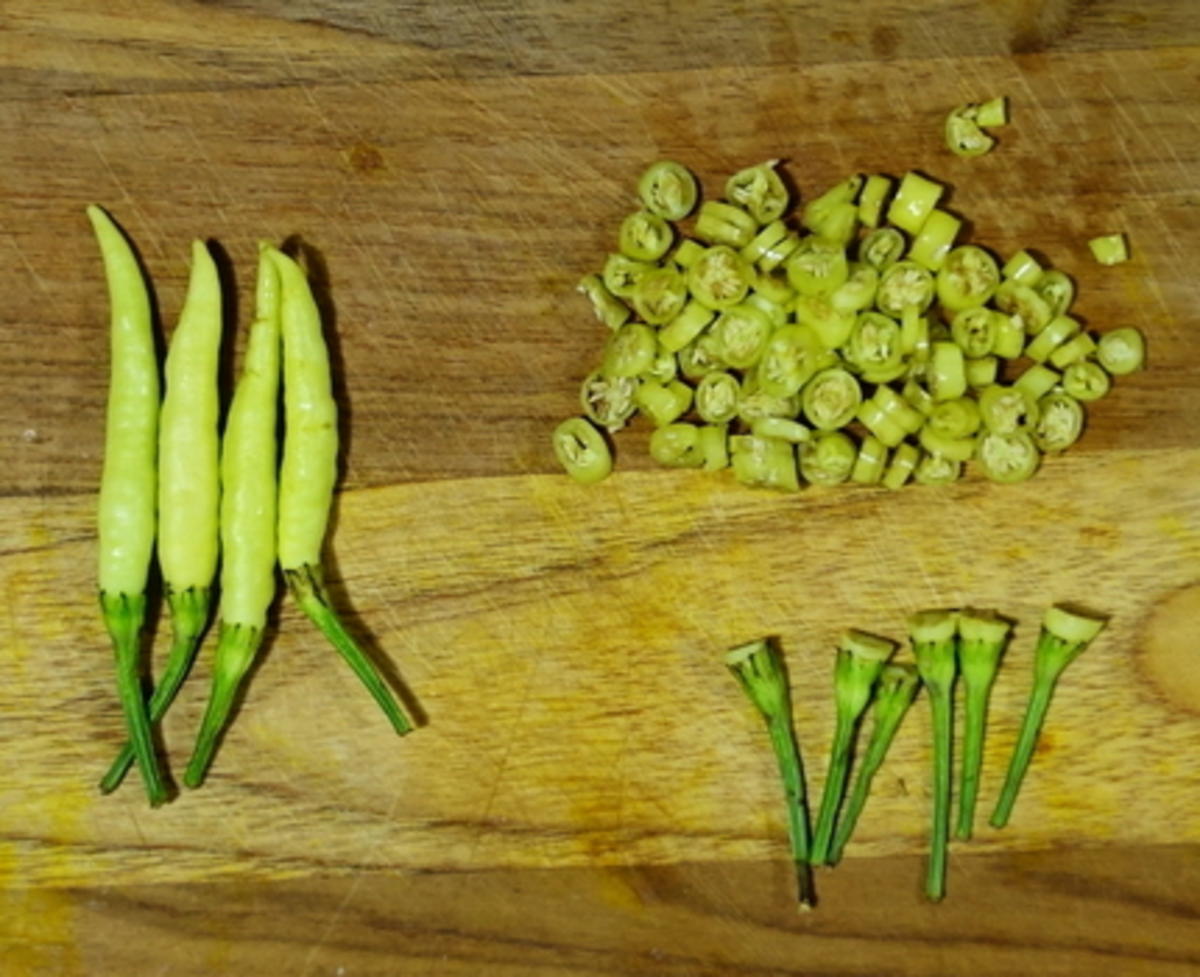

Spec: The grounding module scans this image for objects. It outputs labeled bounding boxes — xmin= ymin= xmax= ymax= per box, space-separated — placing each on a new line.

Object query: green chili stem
xmin=954 ymin=609 xmax=1010 ymax=840
xmin=955 ymin=679 xmax=993 ymax=839
xmin=810 ymin=630 xmax=895 ymax=864
xmin=99 ymin=587 xmax=211 ymax=793
xmin=725 ymin=639 xmax=814 ymax=909
xmin=910 ymin=610 xmax=958 ymax=902
xmin=989 ymin=674 xmax=1055 ymax=828
xmin=768 ymin=713 xmax=815 ymax=909
xmin=101 ymin=592 xmax=167 ymax=807
xmin=926 ymin=688 xmax=953 ymax=902
xmin=184 ymin=623 xmax=265 ymax=787
xmin=809 ymin=716 xmax=855 ymax=864
xmin=828 ymin=665 xmax=920 ymax=865
xmin=990 ymin=607 xmax=1105 ymax=828
xmin=286 ymin=565 xmax=414 ymax=736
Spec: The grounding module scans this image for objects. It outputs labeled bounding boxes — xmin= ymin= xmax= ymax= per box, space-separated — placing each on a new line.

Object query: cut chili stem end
xmin=286 ymin=565 xmax=415 ymax=736
xmin=909 ymin=609 xmax=958 ymax=902
xmin=100 ymin=587 xmax=211 ymax=794
xmin=101 ymin=592 xmax=168 ymax=807
xmin=954 ymin=609 xmax=1012 ymax=840
xmin=183 ymin=623 xmax=265 ymax=788
xmin=827 ymin=663 xmax=920 ymax=865
xmin=989 ymin=606 xmax=1107 ymax=828
xmin=725 ymin=639 xmax=814 ymax=909
xmin=809 ymin=630 xmax=896 ymax=865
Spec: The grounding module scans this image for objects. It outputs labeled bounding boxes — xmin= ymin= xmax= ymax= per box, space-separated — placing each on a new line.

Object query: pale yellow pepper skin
xmin=88 ymin=204 xmax=167 ymax=807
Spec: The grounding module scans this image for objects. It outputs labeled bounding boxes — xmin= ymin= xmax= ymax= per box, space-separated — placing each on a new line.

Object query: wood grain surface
xmin=3 ymin=2 xmax=1199 ymax=974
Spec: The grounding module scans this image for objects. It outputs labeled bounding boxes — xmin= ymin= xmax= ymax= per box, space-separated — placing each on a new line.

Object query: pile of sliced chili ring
xmin=553 ymin=162 xmax=1145 ymax=490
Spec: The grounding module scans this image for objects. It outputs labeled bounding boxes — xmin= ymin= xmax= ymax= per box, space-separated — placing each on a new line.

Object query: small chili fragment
xmin=928 ymin=341 xmax=966 ymax=402
xmin=657 ymin=299 xmax=715 ymax=353
xmin=991 ymin=313 xmax=1025 ymax=359
xmin=919 ymin=425 xmax=976 ymax=462
xmin=799 ymin=431 xmax=857 ymax=486
xmin=949 ymin=306 xmax=997 ymax=358
xmin=1087 ymin=233 xmax=1129 ymax=265
xmin=699 ymin=424 xmax=730 ymax=470
xmin=602 ymin=322 xmax=657 ymax=377
xmin=577 ymin=273 xmax=630 ymax=330
xmin=552 ymin=417 xmax=612 ymax=484
xmin=649 ymin=423 xmax=704 ymax=467
xmin=908 ymin=209 xmax=961 ymax=272
xmin=859 ymin=227 xmax=906 ymax=271
xmin=1097 ymin=327 xmax=1145 ymax=375
xmin=695 ymin=370 xmax=741 ymax=424
xmin=1033 ymin=391 xmax=1085 ymax=453
xmin=726 ymin=160 xmax=789 ymax=224
xmin=857 ymin=174 xmax=893 ymax=228
xmin=1024 ymin=314 xmax=1080 ymax=363
xmin=976 ymin=430 xmax=1040 ymax=483
xmin=1047 ymin=332 xmax=1096 ymax=370
xmin=965 ymin=355 xmax=999 ymax=388
xmin=757 ymin=324 xmax=828 ymax=399
xmin=751 ymin=416 xmax=811 ymax=444
xmin=802 ymin=367 xmax=862 ymax=431
xmin=830 ymin=263 xmax=879 ymax=313
xmin=1034 ymin=270 xmax=1074 ymax=318
xmin=632 ymin=266 xmax=688 ymax=325
xmin=688 ymin=245 xmax=753 ymax=310
xmin=944 ymin=103 xmax=996 ymax=158
xmin=634 ymin=378 xmax=693 ymax=426
xmin=637 ymin=160 xmax=699 ymax=220
xmin=876 ymin=260 xmax=935 ymax=318
xmin=913 ymin=452 xmax=961 ymax=486
xmin=786 ymin=236 xmax=850 ymax=296
xmin=580 ymin=370 xmax=638 ymax=432
xmin=1062 ymin=360 xmax=1111 ymax=401
xmin=619 ymin=210 xmax=673 ymax=262
xmin=712 ymin=302 xmax=773 ymax=369
xmin=927 ymin=396 xmax=981 ymax=440
xmin=602 ymin=253 xmax=654 ymax=299
xmin=671 ymin=237 xmax=706 ymax=269
xmin=729 ymin=435 xmax=800 ymax=492
xmin=850 ymin=435 xmax=888 ymax=484
xmin=993 ymin=280 xmax=1052 ymax=333
xmin=847 ymin=312 xmax=904 ymax=379
xmin=887 ymin=172 xmax=944 ymax=235
xmin=802 ymin=174 xmax=864 ymax=245
xmin=794 ymin=295 xmax=855 ymax=350
xmin=881 ymin=442 xmax=920 ymax=490
xmin=1012 ymin=363 xmax=1060 ymax=401
xmin=1001 ymin=249 xmax=1043 ymax=286
xmin=695 ymin=201 xmax=758 ymax=249
xmin=938 ymin=246 xmax=1000 ymax=312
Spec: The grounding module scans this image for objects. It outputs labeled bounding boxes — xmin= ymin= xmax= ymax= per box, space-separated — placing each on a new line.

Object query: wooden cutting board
xmin=2 ymin=2 xmax=1198 ymax=974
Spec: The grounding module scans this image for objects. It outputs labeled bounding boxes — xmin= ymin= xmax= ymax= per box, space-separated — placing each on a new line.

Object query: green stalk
xmin=286 ymin=565 xmax=414 ymax=736
xmin=954 ymin=609 xmax=1012 ymax=840
xmin=100 ymin=592 xmax=168 ymax=807
xmin=809 ymin=629 xmax=896 ymax=865
xmin=990 ymin=606 xmax=1107 ymax=828
xmin=99 ymin=587 xmax=210 ymax=793
xmin=726 ymin=639 xmax=814 ymax=910
xmin=827 ymin=663 xmax=921 ymax=865
xmin=184 ymin=623 xmax=264 ymax=788
xmin=910 ymin=609 xmax=958 ymax=902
